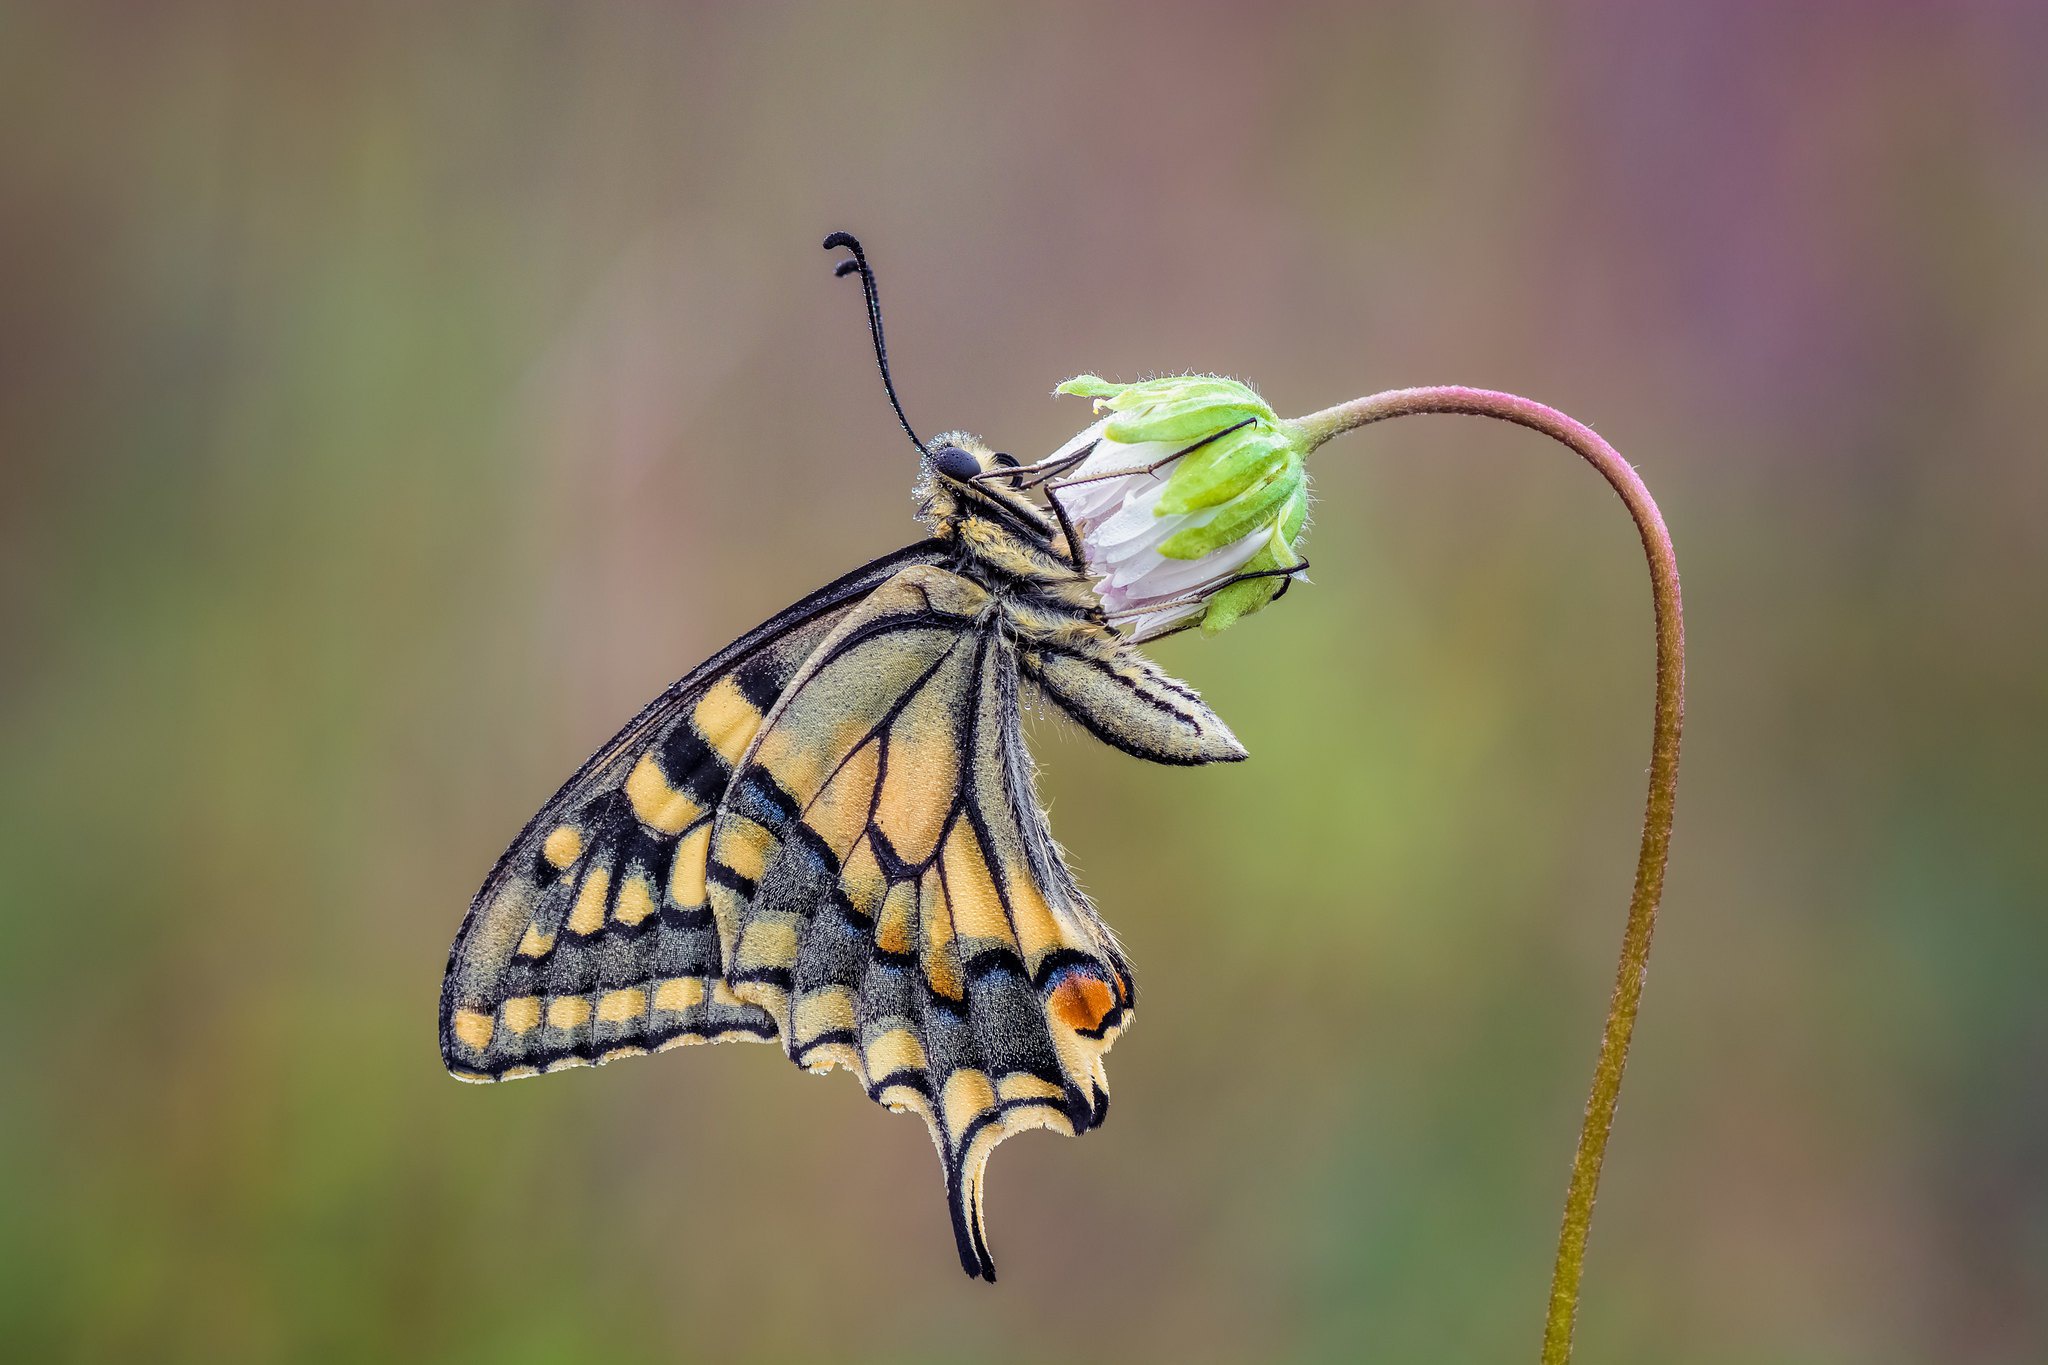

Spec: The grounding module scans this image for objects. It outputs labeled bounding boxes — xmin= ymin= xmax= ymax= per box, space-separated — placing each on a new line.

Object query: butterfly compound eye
xmin=932 ymin=445 xmax=981 ymax=481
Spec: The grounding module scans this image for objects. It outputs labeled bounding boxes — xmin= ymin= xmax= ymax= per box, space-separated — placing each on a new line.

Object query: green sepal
xmin=1086 ymin=374 xmax=1261 ymax=411
xmin=1158 ymin=465 xmax=1301 ymax=559
xmin=1199 ymin=490 xmax=1309 ymax=633
xmin=1156 ymin=429 xmax=1293 ymax=514
xmin=1058 ymin=375 xmax=1276 ymax=446
xmin=1104 ymin=394 xmax=1271 ymax=447
xmin=1278 ymin=480 xmax=1310 ymax=544
xmin=1055 ymin=375 xmax=1125 ymax=400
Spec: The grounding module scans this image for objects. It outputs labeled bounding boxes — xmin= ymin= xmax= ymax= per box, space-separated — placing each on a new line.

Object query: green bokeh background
xmin=6 ymin=4 xmax=2044 ymax=1361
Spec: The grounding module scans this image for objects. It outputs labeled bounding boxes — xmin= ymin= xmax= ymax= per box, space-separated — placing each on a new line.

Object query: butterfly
xmin=439 ymin=234 xmax=1266 ymax=1280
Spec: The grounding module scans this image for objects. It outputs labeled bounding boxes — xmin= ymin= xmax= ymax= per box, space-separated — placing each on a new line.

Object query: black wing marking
xmin=707 ymin=565 xmax=1135 ymax=1280
xmin=439 ymin=540 xmax=946 ymax=1080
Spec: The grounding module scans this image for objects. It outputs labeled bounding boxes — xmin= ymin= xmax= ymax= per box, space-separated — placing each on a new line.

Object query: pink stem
xmin=1291 ymin=387 xmax=1685 ymax=1365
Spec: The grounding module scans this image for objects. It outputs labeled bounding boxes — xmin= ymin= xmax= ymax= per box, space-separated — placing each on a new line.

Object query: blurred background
xmin=5 ymin=3 xmax=2044 ymax=1361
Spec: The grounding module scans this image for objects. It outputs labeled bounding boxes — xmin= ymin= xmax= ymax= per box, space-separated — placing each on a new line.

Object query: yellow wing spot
xmin=737 ymin=918 xmax=798 ymax=972
xmin=1046 ymin=1017 xmax=1108 ymax=1104
xmin=941 ymin=821 xmax=1009 ymax=943
xmin=718 ymin=815 xmax=775 ymax=884
xmin=714 ymin=1027 xmax=769 ymax=1045
xmin=840 ymin=837 xmax=886 ymax=919
xmin=652 ymin=977 xmax=705 ymax=1013
xmin=625 ymin=753 xmax=701 ymax=834
xmin=790 ymin=736 xmax=879 ymax=860
xmin=998 ymin=1072 xmax=1065 ymax=1104
xmin=692 ymin=677 xmax=765 ymax=766
xmin=920 ymin=866 xmax=964 ymax=1001
xmin=541 ymin=825 xmax=583 ymax=869
xmin=864 ymin=1027 xmax=928 ymax=1078
xmin=941 ymin=1068 xmax=998 ymax=1142
xmin=711 ymin=981 xmax=747 ymax=1009
xmin=613 ymin=873 xmax=657 ymax=927
xmin=876 ymin=879 xmax=918 ymax=957
xmin=601 ymin=1045 xmax=649 ymax=1063
xmin=451 ymin=1009 xmax=494 ymax=1050
xmin=566 ymin=867 xmax=611 ymax=936
xmin=875 ymin=698 xmax=962 ymax=866
xmin=597 ymin=988 xmax=647 ymax=1023
xmin=501 ymin=997 xmax=542 ymax=1035
xmin=804 ymin=1042 xmax=859 ymax=1077
xmin=1003 ymin=865 xmax=1065 ymax=972
xmin=516 ymin=924 xmax=555 ymax=959
xmin=792 ymin=986 xmax=856 ymax=1048
xmin=501 ymin=1064 xmax=540 ymax=1080
xmin=547 ymin=996 xmax=591 ymax=1030
xmin=751 ymin=723 xmax=833 ymax=815
xmin=669 ymin=822 xmax=711 ymax=908
xmin=877 ymin=1084 xmax=933 ymax=1121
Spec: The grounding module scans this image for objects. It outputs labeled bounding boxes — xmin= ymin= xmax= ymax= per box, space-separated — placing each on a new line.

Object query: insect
xmin=440 ymin=233 xmax=1288 ymax=1280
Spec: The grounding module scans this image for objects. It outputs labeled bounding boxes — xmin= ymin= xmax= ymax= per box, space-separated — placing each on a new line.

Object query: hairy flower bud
xmin=1047 ymin=375 xmax=1310 ymax=639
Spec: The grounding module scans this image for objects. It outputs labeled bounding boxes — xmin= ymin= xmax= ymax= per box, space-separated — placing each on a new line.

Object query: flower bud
xmin=1048 ymin=374 xmax=1310 ymax=639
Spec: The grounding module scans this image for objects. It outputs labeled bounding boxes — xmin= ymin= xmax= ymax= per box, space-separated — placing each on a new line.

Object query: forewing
xmin=708 ymin=565 xmax=1135 ymax=1280
xmin=439 ymin=542 xmax=943 ymax=1080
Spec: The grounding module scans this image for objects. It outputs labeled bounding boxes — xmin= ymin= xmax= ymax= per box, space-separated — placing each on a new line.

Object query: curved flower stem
xmin=1288 ymin=387 xmax=1684 ymax=1365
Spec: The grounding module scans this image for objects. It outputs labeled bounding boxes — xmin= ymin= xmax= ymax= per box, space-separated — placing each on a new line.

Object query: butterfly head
xmin=925 ymin=433 xmax=1025 ymax=486
xmin=918 ymin=433 xmax=1055 ymax=539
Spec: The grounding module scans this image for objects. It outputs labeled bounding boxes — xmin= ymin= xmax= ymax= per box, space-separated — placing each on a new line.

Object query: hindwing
xmin=438 ymin=542 xmax=943 ymax=1080
xmin=708 ymin=564 xmax=1135 ymax=1280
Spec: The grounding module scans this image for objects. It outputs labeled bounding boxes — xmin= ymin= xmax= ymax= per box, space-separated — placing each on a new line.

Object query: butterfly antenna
xmin=823 ymin=231 xmax=926 ymax=457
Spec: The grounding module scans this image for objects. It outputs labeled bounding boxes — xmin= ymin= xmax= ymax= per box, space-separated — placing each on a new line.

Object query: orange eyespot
xmin=1047 ymin=971 xmax=1117 ymax=1035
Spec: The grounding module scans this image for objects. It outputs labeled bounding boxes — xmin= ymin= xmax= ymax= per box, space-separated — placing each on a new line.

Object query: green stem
xmin=1289 ymin=387 xmax=1684 ymax=1365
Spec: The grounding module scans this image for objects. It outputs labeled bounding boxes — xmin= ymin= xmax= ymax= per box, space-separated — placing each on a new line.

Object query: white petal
xmin=1113 ymin=541 xmax=1239 ymax=597
xmin=1045 ymin=418 xmax=1109 ymax=468
xmin=1054 ymin=438 xmax=1200 ymax=536
xmin=1107 ymin=523 xmax=1268 ymax=607
xmin=1088 ymin=479 xmax=1182 ymax=547
xmin=1054 ymin=479 xmax=1125 ymax=525
xmin=1125 ymin=601 xmax=1205 ymax=639
xmin=1069 ymin=438 xmax=1179 ymax=482
xmin=1101 ymin=517 xmax=1190 ymax=575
